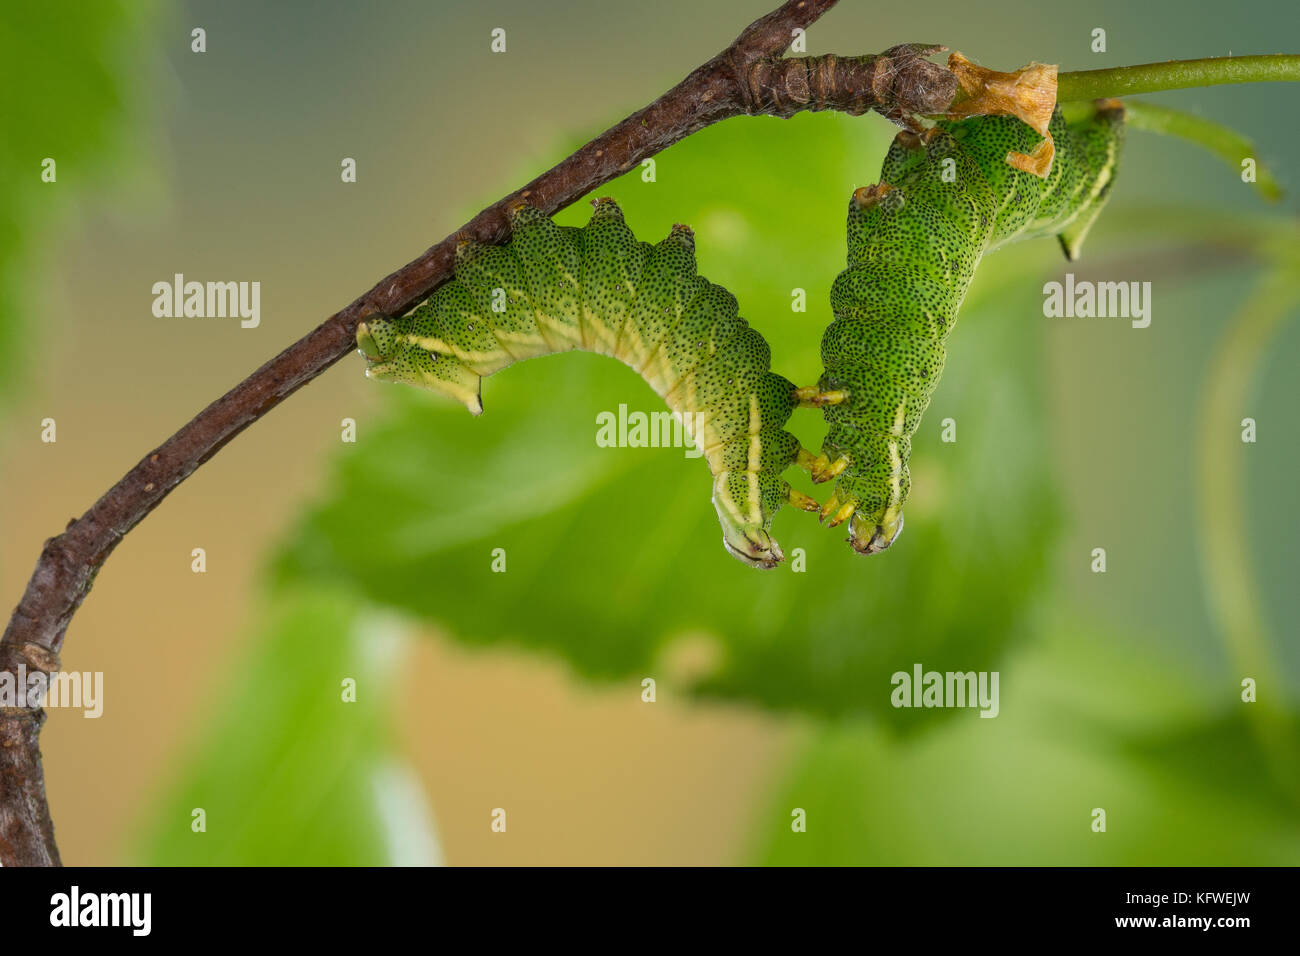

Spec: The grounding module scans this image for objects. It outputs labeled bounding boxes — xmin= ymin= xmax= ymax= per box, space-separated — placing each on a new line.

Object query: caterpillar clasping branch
xmin=356 ymin=49 xmax=1291 ymax=566
xmin=356 ymin=82 xmax=1126 ymax=566
xmin=791 ymin=57 xmax=1125 ymax=556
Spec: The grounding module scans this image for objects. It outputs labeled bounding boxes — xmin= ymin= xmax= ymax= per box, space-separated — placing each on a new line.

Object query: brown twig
xmin=0 ymin=0 xmax=956 ymax=866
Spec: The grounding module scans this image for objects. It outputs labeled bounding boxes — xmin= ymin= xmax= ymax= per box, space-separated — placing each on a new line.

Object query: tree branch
xmin=0 ymin=0 xmax=960 ymax=866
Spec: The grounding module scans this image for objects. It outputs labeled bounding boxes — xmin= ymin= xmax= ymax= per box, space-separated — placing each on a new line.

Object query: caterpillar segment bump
xmin=356 ymin=198 xmax=805 ymax=569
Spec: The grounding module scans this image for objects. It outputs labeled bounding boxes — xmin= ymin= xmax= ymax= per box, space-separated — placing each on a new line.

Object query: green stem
xmin=1195 ymin=269 xmax=1300 ymax=800
xmin=1057 ymin=54 xmax=1300 ymax=102
xmin=1122 ymin=99 xmax=1284 ymax=201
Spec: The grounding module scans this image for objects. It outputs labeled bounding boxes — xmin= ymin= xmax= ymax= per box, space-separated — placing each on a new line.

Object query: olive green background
xmin=1 ymin=0 xmax=1296 ymax=865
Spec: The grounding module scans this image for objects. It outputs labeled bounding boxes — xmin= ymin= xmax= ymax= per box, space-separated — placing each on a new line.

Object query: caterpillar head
xmin=357 ymin=316 xmax=483 ymax=415
xmin=719 ymin=519 xmax=784 ymax=569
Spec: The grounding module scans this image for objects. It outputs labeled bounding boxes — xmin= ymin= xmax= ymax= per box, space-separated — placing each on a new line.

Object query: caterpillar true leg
xmin=787 ymin=487 xmax=821 ymax=512
xmin=356 ymin=199 xmax=804 ymax=569
xmin=793 ymin=445 xmax=848 ymax=484
xmin=812 ymin=99 xmax=1126 ymax=556
xmin=812 ymin=456 xmax=849 ymax=484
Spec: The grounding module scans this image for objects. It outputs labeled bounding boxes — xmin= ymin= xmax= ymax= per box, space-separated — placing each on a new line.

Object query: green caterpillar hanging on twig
xmin=801 ymin=97 xmax=1126 ymax=553
xmin=357 ymin=198 xmax=820 ymax=568
xmin=356 ymin=75 xmax=1125 ymax=567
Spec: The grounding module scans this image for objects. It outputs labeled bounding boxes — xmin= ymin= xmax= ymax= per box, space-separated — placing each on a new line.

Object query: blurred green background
xmin=1 ymin=0 xmax=1296 ymax=865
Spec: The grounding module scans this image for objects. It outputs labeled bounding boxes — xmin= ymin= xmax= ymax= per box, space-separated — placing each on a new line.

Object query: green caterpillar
xmin=357 ymin=104 xmax=1125 ymax=567
xmin=355 ymin=198 xmax=820 ymax=568
xmin=805 ymin=100 xmax=1126 ymax=554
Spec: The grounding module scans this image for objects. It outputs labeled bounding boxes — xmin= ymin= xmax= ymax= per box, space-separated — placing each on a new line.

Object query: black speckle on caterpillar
xmin=356 ymin=199 xmax=820 ymax=568
xmin=802 ymin=101 xmax=1126 ymax=555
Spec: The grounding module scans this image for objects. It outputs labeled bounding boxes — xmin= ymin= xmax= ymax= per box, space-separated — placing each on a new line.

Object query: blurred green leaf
xmin=273 ymin=113 xmax=1063 ymax=723
xmin=750 ymin=615 xmax=1300 ymax=865
xmin=133 ymin=590 xmax=440 ymax=865
xmin=0 ymin=0 xmax=158 ymax=407
xmin=1089 ymin=204 xmax=1300 ymax=271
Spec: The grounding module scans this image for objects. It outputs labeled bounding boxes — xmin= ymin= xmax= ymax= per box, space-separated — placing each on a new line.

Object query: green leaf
xmin=132 ymin=590 xmax=441 ymax=865
xmin=274 ymin=112 xmax=1062 ymax=722
xmin=750 ymin=619 xmax=1300 ymax=865
xmin=0 ymin=0 xmax=158 ymax=407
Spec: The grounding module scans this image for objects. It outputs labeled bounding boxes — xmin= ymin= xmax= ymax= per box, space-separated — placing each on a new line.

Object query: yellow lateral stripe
xmin=492 ymin=326 xmax=554 ymax=350
xmin=582 ymin=307 xmax=620 ymax=355
xmin=886 ymin=396 xmax=907 ymax=508
xmin=887 ymin=439 xmax=904 ymax=508
xmin=402 ymin=332 xmax=509 ymax=371
xmin=540 ymin=308 xmax=583 ymax=345
xmin=401 ymin=333 xmax=454 ymax=354
xmin=890 ymin=397 xmax=907 ymax=436
xmin=712 ymin=472 xmax=746 ymax=528
xmin=746 ymin=394 xmax=761 ymax=525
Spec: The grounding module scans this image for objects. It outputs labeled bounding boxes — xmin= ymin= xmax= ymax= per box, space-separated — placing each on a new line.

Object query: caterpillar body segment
xmin=814 ymin=102 xmax=1126 ymax=555
xmin=356 ymin=199 xmax=808 ymax=568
